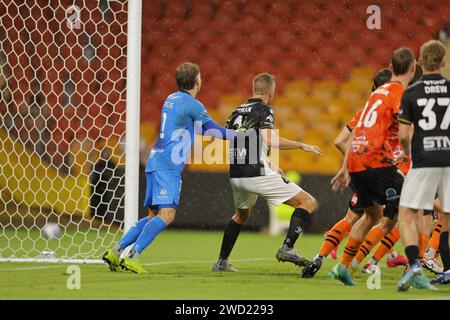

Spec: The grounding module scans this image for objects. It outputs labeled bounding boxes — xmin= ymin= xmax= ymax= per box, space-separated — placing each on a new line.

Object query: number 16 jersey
xmin=348 ymin=82 xmax=404 ymax=173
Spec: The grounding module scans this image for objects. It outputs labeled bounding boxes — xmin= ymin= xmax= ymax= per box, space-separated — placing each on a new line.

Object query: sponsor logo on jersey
xmin=423 ymin=136 xmax=450 ymax=151
xmin=229 ymin=147 xmax=247 ymax=160
xmin=351 ymin=134 xmax=368 ymax=152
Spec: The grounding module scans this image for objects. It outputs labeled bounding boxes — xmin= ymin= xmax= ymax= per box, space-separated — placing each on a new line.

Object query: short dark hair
xmin=391 ymin=47 xmax=416 ymax=76
xmin=372 ymin=68 xmax=392 ymax=91
xmin=176 ymin=62 xmax=200 ymax=91
xmin=253 ymin=73 xmax=276 ymax=95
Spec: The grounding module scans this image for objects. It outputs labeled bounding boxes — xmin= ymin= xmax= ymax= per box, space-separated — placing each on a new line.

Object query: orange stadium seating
xmin=140 ymin=0 xmax=449 ymax=173
xmin=0 ymin=0 xmax=449 ymax=174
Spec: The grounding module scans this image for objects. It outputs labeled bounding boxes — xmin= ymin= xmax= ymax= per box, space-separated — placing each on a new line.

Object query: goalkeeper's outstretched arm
xmin=201 ymin=119 xmax=237 ymax=140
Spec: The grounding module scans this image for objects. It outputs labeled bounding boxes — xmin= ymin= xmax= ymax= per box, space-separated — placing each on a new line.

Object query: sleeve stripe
xmin=398 ymin=118 xmax=412 ymax=124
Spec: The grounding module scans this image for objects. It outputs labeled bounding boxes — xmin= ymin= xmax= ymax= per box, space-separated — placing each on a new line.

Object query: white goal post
xmin=0 ymin=0 xmax=141 ymax=264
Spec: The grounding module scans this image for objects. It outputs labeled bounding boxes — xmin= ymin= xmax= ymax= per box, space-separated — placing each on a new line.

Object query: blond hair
xmin=420 ymin=40 xmax=446 ymax=72
xmin=253 ymin=73 xmax=276 ymax=95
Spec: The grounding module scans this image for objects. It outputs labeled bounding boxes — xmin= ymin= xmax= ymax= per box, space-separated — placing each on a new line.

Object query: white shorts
xmin=400 ymin=167 xmax=450 ymax=212
xmin=230 ymin=174 xmax=303 ymax=209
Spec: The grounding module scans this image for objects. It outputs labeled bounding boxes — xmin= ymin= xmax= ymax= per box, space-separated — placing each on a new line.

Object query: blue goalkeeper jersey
xmin=146 ymin=91 xmax=211 ymax=173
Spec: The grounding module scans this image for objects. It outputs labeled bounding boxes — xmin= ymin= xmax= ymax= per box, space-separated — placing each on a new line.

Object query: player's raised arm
xmin=201 ymin=118 xmax=238 ymax=140
xmin=335 ymin=107 xmax=362 ymax=155
xmin=331 ymin=143 xmax=351 ymax=192
xmin=260 ymin=128 xmax=322 ymax=155
xmin=186 ymin=93 xmax=237 ymax=140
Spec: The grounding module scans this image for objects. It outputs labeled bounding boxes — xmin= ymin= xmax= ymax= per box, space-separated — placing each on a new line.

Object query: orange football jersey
xmin=390 ymin=137 xmax=411 ymax=175
xmin=347 ymin=105 xmax=411 ymax=175
xmin=348 ymin=82 xmax=405 ymax=173
xmin=346 ymin=108 xmax=363 ymax=132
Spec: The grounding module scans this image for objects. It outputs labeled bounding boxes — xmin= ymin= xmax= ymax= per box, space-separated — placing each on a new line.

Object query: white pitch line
xmin=142 ymin=257 xmax=273 ymax=266
xmin=0 ymin=257 xmax=273 ymax=271
xmin=0 ymin=265 xmax=67 ymax=271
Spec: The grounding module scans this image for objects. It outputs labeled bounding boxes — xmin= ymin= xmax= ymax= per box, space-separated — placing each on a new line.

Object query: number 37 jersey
xmin=348 ymin=82 xmax=404 ymax=173
xmin=398 ymin=74 xmax=450 ymax=168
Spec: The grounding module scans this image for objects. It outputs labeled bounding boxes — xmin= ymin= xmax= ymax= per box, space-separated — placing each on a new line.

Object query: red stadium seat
xmin=133 ymin=0 xmax=450 ymax=113
xmin=217 ymin=1 xmax=241 ymax=19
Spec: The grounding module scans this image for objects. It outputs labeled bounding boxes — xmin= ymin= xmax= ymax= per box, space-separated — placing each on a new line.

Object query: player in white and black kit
xmin=212 ymin=73 xmax=322 ymax=272
xmin=397 ymin=40 xmax=450 ymax=290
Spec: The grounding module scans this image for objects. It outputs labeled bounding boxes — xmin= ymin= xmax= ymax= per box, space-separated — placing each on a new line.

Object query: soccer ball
xmin=41 ymin=223 xmax=61 ymax=240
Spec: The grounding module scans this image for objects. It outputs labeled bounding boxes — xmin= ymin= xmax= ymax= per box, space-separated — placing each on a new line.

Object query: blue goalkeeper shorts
xmin=143 ymin=170 xmax=182 ymax=210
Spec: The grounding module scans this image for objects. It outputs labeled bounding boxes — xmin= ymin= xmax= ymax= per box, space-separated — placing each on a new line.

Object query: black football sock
xmin=283 ymin=208 xmax=311 ymax=248
xmin=405 ymin=245 xmax=419 ymax=265
xmin=439 ymin=231 xmax=450 ymax=272
xmin=219 ymin=219 xmax=242 ymax=261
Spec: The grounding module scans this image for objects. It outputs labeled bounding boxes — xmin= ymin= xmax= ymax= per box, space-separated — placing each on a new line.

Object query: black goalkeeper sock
xmin=219 ymin=219 xmax=242 ymax=260
xmin=283 ymin=208 xmax=311 ymax=248
xmin=439 ymin=231 xmax=450 ymax=272
xmin=405 ymin=245 xmax=419 ymax=265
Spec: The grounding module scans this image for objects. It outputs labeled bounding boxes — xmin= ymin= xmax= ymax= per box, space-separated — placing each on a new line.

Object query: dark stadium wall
xmin=137 ymin=171 xmax=351 ymax=233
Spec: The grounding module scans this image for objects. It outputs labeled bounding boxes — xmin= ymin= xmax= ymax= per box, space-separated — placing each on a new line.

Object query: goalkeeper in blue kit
xmin=103 ymin=62 xmax=238 ymax=273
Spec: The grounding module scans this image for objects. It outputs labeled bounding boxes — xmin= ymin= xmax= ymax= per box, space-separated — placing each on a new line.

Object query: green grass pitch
xmin=1 ymin=230 xmax=449 ymax=300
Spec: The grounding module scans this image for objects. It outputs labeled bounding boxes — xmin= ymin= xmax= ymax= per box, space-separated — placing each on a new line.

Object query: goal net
xmin=0 ymin=0 xmax=140 ymax=263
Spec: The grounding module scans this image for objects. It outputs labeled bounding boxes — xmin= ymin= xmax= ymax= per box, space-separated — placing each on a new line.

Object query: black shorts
xmin=348 ymin=182 xmax=364 ymax=215
xmin=349 ymin=166 xmax=404 ymax=219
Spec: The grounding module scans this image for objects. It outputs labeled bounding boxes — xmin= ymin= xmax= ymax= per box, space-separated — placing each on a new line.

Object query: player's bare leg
xmin=157 ymin=207 xmax=177 ymax=225
xmin=212 ymin=208 xmax=252 ymax=272
xmin=398 ymin=206 xmax=419 ymax=252
xmin=421 ymin=212 xmax=434 ymax=236
xmin=148 ymin=208 xmax=157 ymax=219
xmin=344 ymin=209 xmax=362 ymax=225
xmin=277 ymin=191 xmax=317 ymax=267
